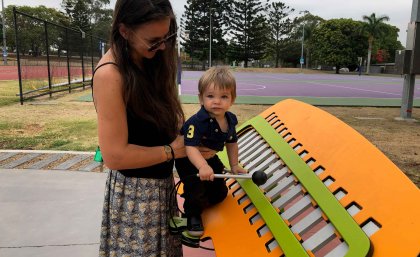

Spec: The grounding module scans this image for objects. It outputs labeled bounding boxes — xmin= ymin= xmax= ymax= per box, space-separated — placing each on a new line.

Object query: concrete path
xmin=0 ymin=169 xmax=107 ymax=257
xmin=0 ymin=162 xmax=215 ymax=257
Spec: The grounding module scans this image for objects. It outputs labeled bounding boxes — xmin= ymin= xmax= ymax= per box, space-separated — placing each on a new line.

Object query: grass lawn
xmin=0 ymin=80 xmax=20 ymax=106
xmin=0 ymin=78 xmax=419 ymax=187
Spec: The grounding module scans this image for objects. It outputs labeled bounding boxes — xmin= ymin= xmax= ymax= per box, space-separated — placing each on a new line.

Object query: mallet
xmin=197 ymin=170 xmax=268 ymax=186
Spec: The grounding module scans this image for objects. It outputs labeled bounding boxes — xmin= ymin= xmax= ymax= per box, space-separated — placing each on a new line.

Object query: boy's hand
xmin=231 ymin=164 xmax=247 ymax=174
xmin=199 ymin=164 xmax=215 ymax=181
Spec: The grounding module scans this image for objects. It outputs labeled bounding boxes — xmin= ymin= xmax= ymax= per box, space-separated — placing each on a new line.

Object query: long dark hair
xmin=111 ymin=0 xmax=184 ymax=140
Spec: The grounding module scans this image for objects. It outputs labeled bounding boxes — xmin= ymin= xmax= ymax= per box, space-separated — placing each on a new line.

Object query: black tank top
xmin=92 ymin=62 xmax=173 ymax=179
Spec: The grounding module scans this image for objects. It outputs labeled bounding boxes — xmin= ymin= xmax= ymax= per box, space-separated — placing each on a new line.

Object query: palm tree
xmin=362 ymin=13 xmax=390 ymax=74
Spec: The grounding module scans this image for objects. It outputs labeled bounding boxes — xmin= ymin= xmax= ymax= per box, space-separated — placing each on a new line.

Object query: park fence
xmin=13 ymin=7 xmax=109 ymax=104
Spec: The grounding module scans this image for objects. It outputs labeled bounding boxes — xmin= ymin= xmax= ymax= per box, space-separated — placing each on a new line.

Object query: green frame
xmin=218 ymin=116 xmax=371 ymax=256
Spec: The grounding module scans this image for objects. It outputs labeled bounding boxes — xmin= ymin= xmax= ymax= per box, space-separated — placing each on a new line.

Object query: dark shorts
xmin=175 ymin=156 xmax=228 ymax=216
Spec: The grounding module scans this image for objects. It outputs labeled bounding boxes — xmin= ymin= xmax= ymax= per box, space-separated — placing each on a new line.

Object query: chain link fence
xmin=13 ymin=7 xmax=108 ymax=104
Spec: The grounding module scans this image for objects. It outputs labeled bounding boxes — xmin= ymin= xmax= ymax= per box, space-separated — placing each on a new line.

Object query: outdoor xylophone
xmin=174 ymin=99 xmax=420 ymax=257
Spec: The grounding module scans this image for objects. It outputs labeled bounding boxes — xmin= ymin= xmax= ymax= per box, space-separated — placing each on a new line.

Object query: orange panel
xmin=259 ymin=99 xmax=420 ymax=256
xmin=202 ymin=190 xmax=283 ymax=257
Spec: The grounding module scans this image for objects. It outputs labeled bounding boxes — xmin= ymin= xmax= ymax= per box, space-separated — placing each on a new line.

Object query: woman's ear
xmin=119 ymin=23 xmax=129 ymax=40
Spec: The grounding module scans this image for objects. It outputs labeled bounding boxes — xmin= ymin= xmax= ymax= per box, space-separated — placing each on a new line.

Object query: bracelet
xmin=168 ymin=144 xmax=175 ymax=161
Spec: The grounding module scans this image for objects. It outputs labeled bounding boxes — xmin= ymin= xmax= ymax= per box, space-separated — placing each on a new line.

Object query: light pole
xmin=209 ymin=7 xmax=214 ymax=68
xmin=300 ymin=24 xmax=304 ymax=71
xmin=400 ymin=1 xmax=420 ymax=120
xmin=2 ymin=0 xmax=7 ymax=65
xmin=177 ymin=18 xmax=183 ymax=95
xmin=299 ymin=10 xmax=308 ymax=72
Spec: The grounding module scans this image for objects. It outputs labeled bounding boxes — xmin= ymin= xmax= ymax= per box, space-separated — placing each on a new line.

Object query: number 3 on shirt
xmin=187 ymin=125 xmax=195 ymax=138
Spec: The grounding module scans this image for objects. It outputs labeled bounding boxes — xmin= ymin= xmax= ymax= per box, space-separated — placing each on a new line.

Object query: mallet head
xmin=251 ymin=171 xmax=268 ymax=186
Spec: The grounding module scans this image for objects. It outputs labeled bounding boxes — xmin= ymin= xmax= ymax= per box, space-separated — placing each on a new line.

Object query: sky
xmin=3 ymin=0 xmax=414 ymax=45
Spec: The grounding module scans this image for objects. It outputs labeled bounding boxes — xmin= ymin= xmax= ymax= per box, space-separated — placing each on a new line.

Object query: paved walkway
xmin=0 ymin=150 xmax=102 ymax=172
xmin=0 ymin=168 xmax=106 ymax=257
xmin=0 ymin=150 xmax=215 ymax=257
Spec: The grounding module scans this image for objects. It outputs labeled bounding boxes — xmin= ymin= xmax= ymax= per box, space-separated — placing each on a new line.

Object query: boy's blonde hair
xmin=198 ymin=67 xmax=236 ymax=101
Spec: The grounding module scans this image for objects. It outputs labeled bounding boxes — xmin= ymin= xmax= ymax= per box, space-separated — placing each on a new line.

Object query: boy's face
xmin=199 ymin=83 xmax=234 ymax=119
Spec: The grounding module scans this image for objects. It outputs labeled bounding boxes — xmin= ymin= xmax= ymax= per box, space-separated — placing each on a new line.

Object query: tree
xmin=5 ymin=5 xmax=70 ymax=56
xmin=294 ymin=13 xmax=324 ymax=68
xmin=362 ymin=13 xmax=390 ymax=74
xmin=61 ymin=0 xmax=110 ymax=33
xmin=228 ymin=0 xmax=269 ymax=67
xmin=374 ymin=23 xmax=403 ymax=63
xmin=264 ymin=0 xmax=294 ymax=68
xmin=181 ymin=0 xmax=228 ymax=69
xmin=311 ymin=19 xmax=368 ymax=73
xmin=90 ymin=9 xmax=113 ymax=40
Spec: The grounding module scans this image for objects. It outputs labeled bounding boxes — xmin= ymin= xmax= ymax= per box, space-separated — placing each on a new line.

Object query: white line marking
xmin=306 ymin=81 xmax=401 ymax=96
xmin=237 ymin=82 xmax=266 ymax=91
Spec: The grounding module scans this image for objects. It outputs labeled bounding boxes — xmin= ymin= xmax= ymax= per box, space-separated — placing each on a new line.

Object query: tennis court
xmin=179 ymin=71 xmax=420 ymax=106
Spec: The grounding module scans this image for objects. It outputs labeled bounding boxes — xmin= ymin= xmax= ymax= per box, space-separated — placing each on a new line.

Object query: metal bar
xmin=13 ymin=9 xmax=106 ymax=41
xmin=2 ymin=0 xmax=7 ymax=64
xmin=90 ymin=34 xmax=94 ymax=79
xmin=44 ymin=21 xmax=52 ymax=98
xmin=291 ymin=208 xmax=323 ymax=235
xmin=66 ymin=28 xmax=71 ymax=93
xmin=22 ymin=84 xmax=88 ymax=100
xmin=281 ymin=195 xmax=313 ymax=221
xmin=81 ymin=32 xmax=85 ymax=85
xmin=13 ymin=7 xmax=24 ymax=105
xmin=302 ymin=223 xmax=336 ymax=253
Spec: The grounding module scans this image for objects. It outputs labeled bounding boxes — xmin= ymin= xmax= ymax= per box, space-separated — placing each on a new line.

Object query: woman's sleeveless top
xmin=92 ymin=62 xmax=174 ymax=179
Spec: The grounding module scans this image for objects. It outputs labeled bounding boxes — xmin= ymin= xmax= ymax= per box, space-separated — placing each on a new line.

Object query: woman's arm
xmin=93 ymin=64 xmax=183 ymax=170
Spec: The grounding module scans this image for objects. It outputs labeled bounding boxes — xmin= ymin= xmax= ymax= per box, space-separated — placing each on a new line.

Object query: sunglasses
xmin=136 ymin=32 xmax=177 ymax=52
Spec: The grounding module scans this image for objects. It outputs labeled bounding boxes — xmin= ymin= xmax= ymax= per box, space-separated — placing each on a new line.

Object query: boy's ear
xmin=198 ymin=94 xmax=203 ymax=105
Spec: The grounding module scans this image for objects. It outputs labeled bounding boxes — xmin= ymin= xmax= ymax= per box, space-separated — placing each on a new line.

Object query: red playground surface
xmin=0 ymin=65 xmax=88 ymax=81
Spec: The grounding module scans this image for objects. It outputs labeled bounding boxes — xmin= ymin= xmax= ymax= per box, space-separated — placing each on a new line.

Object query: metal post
xmin=13 ymin=7 xmax=23 ymax=104
xmin=300 ymin=24 xmax=304 ymax=71
xmin=299 ymin=10 xmax=308 ymax=72
xmin=44 ymin=21 xmax=52 ymax=98
xmin=177 ymin=26 xmax=182 ymax=95
xmin=209 ymin=7 xmax=212 ymax=68
xmin=65 ymin=28 xmax=71 ymax=93
xmin=90 ymin=35 xmax=94 ymax=80
xmin=400 ymin=0 xmax=419 ymax=119
xmin=401 ymin=74 xmax=415 ymax=118
xmin=80 ymin=29 xmax=85 ymax=87
xmin=2 ymin=0 xmax=7 ymax=64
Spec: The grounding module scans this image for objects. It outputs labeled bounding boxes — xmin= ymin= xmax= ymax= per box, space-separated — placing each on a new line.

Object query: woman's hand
xmin=170 ymin=135 xmax=186 ymax=159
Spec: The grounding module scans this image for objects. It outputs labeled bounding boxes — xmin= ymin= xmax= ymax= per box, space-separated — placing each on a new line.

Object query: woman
xmin=93 ymin=0 xmax=192 ymax=256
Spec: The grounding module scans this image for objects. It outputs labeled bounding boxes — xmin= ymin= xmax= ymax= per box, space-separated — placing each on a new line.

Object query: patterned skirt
xmin=99 ymin=170 xmax=182 ymax=257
